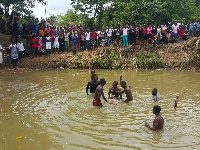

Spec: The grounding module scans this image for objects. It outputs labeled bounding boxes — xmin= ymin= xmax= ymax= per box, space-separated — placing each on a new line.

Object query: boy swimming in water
xmin=93 ymin=78 xmax=108 ymax=106
xmin=152 ymin=88 xmax=159 ymax=101
xmin=174 ymin=95 xmax=179 ymax=109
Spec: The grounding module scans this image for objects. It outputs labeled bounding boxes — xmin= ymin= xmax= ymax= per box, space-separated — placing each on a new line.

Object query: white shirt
xmin=106 ymin=29 xmax=112 ymax=37
xmin=161 ymin=25 xmax=167 ymax=31
xmin=9 ymin=44 xmax=17 ymax=48
xmin=85 ymin=32 xmax=90 ymax=40
xmin=17 ymin=42 xmax=25 ymax=51
xmin=54 ymin=36 xmax=59 ymax=43
xmin=64 ymin=33 xmax=69 ymax=41
xmin=172 ymin=25 xmax=179 ymax=34
xmin=123 ymin=28 xmax=128 ymax=35
xmin=46 ymin=37 xmax=51 ymax=43
xmin=97 ymin=31 xmax=100 ymax=39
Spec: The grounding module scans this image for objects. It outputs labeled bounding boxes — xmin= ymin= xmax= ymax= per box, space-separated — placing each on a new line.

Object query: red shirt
xmin=50 ymin=34 xmax=54 ymax=43
xmin=46 ymin=29 xmax=52 ymax=34
xmin=32 ymin=39 xmax=38 ymax=48
xmin=90 ymin=31 xmax=98 ymax=40
xmin=178 ymin=30 xmax=184 ymax=37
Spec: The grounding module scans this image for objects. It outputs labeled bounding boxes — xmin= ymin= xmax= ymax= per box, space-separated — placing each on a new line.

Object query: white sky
xmin=32 ymin=0 xmax=72 ymax=19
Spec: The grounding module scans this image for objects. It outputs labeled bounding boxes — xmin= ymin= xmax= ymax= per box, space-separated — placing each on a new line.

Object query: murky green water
xmin=0 ymin=69 xmax=200 ymax=150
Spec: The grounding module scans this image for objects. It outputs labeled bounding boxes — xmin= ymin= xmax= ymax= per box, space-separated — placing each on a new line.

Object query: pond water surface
xmin=0 ymin=69 xmax=200 ymax=150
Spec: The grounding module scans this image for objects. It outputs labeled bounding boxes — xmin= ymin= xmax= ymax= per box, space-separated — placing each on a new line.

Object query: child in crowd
xmin=3 ymin=44 xmax=10 ymax=69
xmin=17 ymin=39 xmax=29 ymax=59
xmin=32 ymin=35 xmax=38 ymax=56
xmin=10 ymin=42 xmax=18 ymax=70
xmin=46 ymin=33 xmax=52 ymax=56
xmin=54 ymin=34 xmax=59 ymax=54
xmin=50 ymin=33 xmax=55 ymax=48
xmin=178 ymin=27 xmax=184 ymax=39
xmin=152 ymin=88 xmax=159 ymax=101
xmin=38 ymin=34 xmax=43 ymax=56
xmin=72 ymin=33 xmax=78 ymax=55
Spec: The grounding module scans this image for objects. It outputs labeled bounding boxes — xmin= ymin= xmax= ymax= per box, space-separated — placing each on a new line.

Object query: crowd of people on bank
xmin=0 ymin=18 xmax=200 ymax=69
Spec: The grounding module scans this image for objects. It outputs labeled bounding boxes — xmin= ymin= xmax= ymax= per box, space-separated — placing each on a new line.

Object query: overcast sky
xmin=32 ymin=0 xmax=72 ymax=19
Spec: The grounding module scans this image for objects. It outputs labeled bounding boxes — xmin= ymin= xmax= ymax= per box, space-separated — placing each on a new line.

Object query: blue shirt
xmin=152 ymin=95 xmax=159 ymax=101
xmin=31 ymin=24 xmax=37 ymax=34
xmin=189 ymin=23 xmax=194 ymax=30
xmin=72 ymin=35 xmax=77 ymax=44
xmin=11 ymin=47 xmax=18 ymax=59
xmin=195 ymin=22 xmax=200 ymax=31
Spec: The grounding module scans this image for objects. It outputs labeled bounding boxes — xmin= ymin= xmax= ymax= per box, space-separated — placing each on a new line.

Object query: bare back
xmin=153 ymin=115 xmax=164 ymax=130
xmin=125 ymin=87 xmax=133 ymax=102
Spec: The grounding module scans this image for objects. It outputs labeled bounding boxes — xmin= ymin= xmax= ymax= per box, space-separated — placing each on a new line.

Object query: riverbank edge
xmin=1 ymin=37 xmax=200 ymax=72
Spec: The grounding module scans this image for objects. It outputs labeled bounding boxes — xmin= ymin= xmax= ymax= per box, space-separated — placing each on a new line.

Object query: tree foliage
xmin=0 ymin=0 xmax=47 ymax=33
xmin=55 ymin=9 xmax=82 ymax=26
xmin=71 ymin=0 xmax=200 ymax=28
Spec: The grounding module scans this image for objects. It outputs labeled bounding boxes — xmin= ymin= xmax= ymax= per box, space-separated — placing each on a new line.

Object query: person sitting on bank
xmin=121 ymin=81 xmax=133 ymax=102
xmin=145 ymin=105 xmax=164 ymax=131
xmin=93 ymin=78 xmax=108 ymax=106
xmin=86 ymin=74 xmax=99 ymax=95
xmin=152 ymin=88 xmax=159 ymax=101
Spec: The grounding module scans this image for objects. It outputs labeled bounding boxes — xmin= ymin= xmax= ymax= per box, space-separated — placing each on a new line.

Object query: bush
xmin=136 ymin=53 xmax=163 ymax=69
xmin=90 ymin=49 xmax=120 ymax=69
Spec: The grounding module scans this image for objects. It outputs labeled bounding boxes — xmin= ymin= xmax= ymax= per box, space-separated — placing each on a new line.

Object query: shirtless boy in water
xmin=108 ymin=81 xmax=122 ymax=99
xmin=93 ymin=78 xmax=108 ymax=106
xmin=121 ymin=81 xmax=133 ymax=102
xmin=174 ymin=95 xmax=179 ymax=109
xmin=145 ymin=105 xmax=164 ymax=131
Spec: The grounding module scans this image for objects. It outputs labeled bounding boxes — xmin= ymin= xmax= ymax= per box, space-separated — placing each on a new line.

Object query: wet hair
xmin=113 ymin=81 xmax=118 ymax=85
xmin=121 ymin=81 xmax=126 ymax=85
xmin=153 ymin=105 xmax=161 ymax=113
xmin=100 ymin=78 xmax=106 ymax=84
xmin=152 ymin=88 xmax=157 ymax=93
xmin=92 ymin=74 xmax=97 ymax=77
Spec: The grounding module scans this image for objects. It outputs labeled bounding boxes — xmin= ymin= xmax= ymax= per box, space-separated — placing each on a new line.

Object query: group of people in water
xmin=86 ymin=70 xmax=179 ymax=131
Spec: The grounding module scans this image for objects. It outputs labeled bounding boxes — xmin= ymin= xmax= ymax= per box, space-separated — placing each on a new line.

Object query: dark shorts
xmin=12 ymin=58 xmax=18 ymax=64
xmin=93 ymin=99 xmax=102 ymax=106
xmin=3 ymin=57 xmax=10 ymax=65
xmin=143 ymin=34 xmax=149 ymax=40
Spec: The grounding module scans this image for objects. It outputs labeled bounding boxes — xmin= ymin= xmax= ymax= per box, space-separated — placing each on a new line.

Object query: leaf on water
xmin=16 ymin=136 xmax=22 ymax=139
xmin=18 ymin=146 xmax=22 ymax=149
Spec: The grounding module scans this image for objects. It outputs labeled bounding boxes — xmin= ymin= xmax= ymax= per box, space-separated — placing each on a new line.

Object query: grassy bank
xmin=12 ymin=37 xmax=200 ymax=71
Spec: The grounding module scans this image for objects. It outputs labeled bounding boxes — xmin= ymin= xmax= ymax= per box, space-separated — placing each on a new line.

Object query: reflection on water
xmin=0 ymin=70 xmax=200 ymax=150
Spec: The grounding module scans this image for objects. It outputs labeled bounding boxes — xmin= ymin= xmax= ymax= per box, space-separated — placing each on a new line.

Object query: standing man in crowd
xmin=123 ymin=25 xmax=129 ymax=47
xmin=172 ymin=22 xmax=179 ymax=38
xmin=85 ymin=29 xmax=90 ymax=50
xmin=106 ymin=26 xmax=112 ymax=46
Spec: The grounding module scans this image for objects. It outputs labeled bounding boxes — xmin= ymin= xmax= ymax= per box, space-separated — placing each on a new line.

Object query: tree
xmin=54 ymin=9 xmax=82 ymax=26
xmin=71 ymin=0 xmax=200 ymax=28
xmin=0 ymin=0 xmax=47 ymax=33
